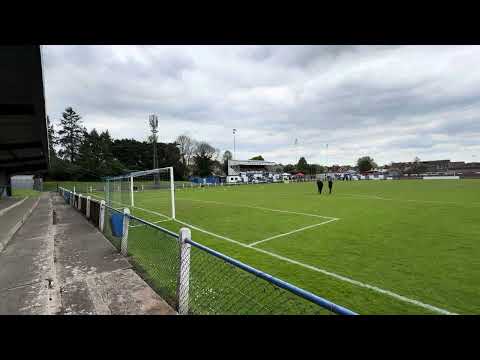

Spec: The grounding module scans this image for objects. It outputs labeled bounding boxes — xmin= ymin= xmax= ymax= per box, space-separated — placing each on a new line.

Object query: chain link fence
xmin=58 ymin=186 xmax=357 ymax=315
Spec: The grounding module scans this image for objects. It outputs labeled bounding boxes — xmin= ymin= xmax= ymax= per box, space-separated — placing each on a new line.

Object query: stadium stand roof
xmin=228 ymin=160 xmax=276 ymax=166
xmin=0 ymin=46 xmax=49 ymax=176
xmin=227 ymin=159 xmax=277 ymax=176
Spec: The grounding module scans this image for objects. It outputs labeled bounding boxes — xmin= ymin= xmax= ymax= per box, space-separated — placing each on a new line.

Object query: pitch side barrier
xmin=58 ymin=186 xmax=357 ymax=315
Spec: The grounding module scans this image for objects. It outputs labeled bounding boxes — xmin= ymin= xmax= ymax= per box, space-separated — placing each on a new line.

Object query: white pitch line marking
xmin=174 ymin=219 xmax=247 ymax=247
xmin=177 ymin=198 xmax=338 ymax=220
xmin=173 ymin=218 xmax=456 ymax=315
xmin=89 ymin=193 xmax=171 ymax=220
xmin=338 ymin=193 xmax=480 ymax=207
xmin=248 ymin=218 xmax=339 ymax=247
xmin=129 ymin=219 xmax=171 ymax=228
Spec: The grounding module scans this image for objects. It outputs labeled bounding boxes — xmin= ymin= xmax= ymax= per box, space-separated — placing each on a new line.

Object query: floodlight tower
xmin=149 ymin=114 xmax=159 ymax=184
xmin=294 ymin=138 xmax=299 ymax=165
xmin=233 ymin=129 xmax=237 ymax=160
xmin=325 ymin=143 xmax=329 ymax=173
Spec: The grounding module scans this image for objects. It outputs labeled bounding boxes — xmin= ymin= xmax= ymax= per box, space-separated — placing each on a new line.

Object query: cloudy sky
xmin=42 ymin=45 xmax=480 ymax=166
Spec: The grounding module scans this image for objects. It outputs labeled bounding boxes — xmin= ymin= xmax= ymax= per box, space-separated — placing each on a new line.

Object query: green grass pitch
xmin=68 ymin=179 xmax=480 ymax=314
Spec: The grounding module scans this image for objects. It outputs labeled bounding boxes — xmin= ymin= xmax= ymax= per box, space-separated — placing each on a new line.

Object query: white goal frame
xmin=105 ymin=167 xmax=176 ymax=219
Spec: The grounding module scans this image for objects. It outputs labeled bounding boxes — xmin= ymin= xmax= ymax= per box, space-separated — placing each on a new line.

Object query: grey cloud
xmin=43 ymin=45 xmax=480 ymax=165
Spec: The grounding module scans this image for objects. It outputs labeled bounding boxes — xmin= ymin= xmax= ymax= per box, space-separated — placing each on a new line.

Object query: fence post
xmin=77 ymin=194 xmax=82 ymax=210
xmin=86 ymin=196 xmax=91 ymax=218
xmin=177 ymin=227 xmax=191 ymax=315
xmin=121 ymin=208 xmax=130 ymax=256
xmin=99 ymin=200 xmax=106 ymax=232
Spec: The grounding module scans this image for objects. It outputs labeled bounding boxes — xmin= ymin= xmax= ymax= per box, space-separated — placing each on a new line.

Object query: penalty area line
xmin=173 ymin=218 xmax=456 ymax=315
xmin=247 ymin=218 xmax=339 ymax=247
xmin=176 ymin=198 xmax=338 ymax=220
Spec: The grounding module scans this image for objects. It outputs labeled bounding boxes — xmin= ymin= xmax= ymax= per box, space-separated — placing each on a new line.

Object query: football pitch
xmin=90 ymin=179 xmax=480 ymax=314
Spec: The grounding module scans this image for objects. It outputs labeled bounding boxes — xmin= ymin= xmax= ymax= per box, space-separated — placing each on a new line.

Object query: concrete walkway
xmin=0 ymin=192 xmax=176 ymax=315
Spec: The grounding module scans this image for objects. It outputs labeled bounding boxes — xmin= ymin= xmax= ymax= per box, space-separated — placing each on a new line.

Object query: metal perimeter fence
xmin=58 ymin=186 xmax=357 ymax=315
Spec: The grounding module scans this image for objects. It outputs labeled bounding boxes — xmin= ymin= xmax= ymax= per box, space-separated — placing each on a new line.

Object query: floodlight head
xmin=149 ymin=114 xmax=158 ymax=130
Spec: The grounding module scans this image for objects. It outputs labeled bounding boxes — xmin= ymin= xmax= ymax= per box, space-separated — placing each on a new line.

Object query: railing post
xmin=86 ymin=196 xmax=91 ymax=218
xmin=77 ymin=194 xmax=82 ymax=210
xmin=121 ymin=208 xmax=130 ymax=256
xmin=177 ymin=227 xmax=191 ymax=315
xmin=99 ymin=200 xmax=106 ymax=232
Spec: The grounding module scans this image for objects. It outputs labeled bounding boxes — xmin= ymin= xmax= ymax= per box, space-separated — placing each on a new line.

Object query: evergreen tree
xmin=57 ymin=107 xmax=85 ymax=163
xmin=46 ymin=116 xmax=57 ymax=162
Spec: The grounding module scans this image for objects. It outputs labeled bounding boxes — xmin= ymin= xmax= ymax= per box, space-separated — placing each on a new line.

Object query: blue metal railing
xmin=59 ymin=187 xmax=358 ymax=315
xmin=184 ymin=238 xmax=357 ymax=315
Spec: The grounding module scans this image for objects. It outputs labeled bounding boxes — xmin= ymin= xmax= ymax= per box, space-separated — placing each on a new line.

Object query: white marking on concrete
xmin=177 ymin=198 xmax=338 ymax=220
xmin=47 ymin=197 xmax=61 ymax=315
xmin=0 ymin=196 xmax=41 ymax=254
xmin=0 ymin=197 xmax=28 ymax=216
xmin=248 ymin=218 xmax=339 ymax=247
xmin=173 ymin=218 xmax=456 ymax=315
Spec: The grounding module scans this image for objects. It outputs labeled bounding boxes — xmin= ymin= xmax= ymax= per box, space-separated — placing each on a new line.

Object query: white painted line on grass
xmin=177 ymin=198 xmax=338 ymax=220
xmin=174 ymin=219 xmax=247 ymax=247
xmin=129 ymin=219 xmax=171 ymax=228
xmin=248 ymin=218 xmax=339 ymax=247
xmin=173 ymin=218 xmax=456 ymax=315
xmin=89 ymin=193 xmax=171 ymax=220
xmin=338 ymin=193 xmax=480 ymax=207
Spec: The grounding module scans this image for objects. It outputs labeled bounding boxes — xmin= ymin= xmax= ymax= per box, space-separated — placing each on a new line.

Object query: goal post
xmin=104 ymin=167 xmax=176 ymax=220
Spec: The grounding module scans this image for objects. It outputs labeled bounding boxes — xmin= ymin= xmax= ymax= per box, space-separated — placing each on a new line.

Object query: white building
xmin=227 ymin=159 xmax=277 ymax=183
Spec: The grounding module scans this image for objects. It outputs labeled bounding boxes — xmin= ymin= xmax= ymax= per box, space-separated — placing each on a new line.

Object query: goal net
xmin=105 ymin=167 xmax=175 ymax=220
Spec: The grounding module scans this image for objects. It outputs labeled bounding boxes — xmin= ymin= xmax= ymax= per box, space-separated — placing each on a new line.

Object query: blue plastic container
xmin=110 ymin=212 xmax=124 ymax=238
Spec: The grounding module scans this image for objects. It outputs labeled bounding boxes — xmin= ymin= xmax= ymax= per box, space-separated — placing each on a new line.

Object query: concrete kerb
xmin=0 ymin=197 xmax=42 ymax=254
xmin=0 ymin=197 xmax=28 ymax=217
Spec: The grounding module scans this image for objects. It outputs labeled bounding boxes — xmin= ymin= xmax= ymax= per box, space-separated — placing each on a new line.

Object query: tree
xmin=193 ymin=142 xmax=217 ymax=177
xmin=309 ymin=164 xmax=325 ymax=175
xmin=57 ymin=107 xmax=85 ymax=163
xmin=296 ymin=157 xmax=309 ymax=173
xmin=46 ymin=116 xmax=57 ymax=162
xmin=175 ymin=134 xmax=194 ymax=167
xmin=357 ymin=156 xmax=377 ymax=173
xmin=283 ymin=164 xmax=295 ymax=173
xmin=250 ymin=155 xmax=264 ymax=161
xmin=77 ymin=129 xmax=103 ymax=179
xmin=75 ymin=129 xmax=123 ymax=180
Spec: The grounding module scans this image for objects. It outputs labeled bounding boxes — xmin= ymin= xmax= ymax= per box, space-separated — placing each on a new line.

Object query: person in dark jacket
xmin=328 ymin=177 xmax=333 ymax=194
xmin=316 ymin=179 xmax=324 ymax=194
